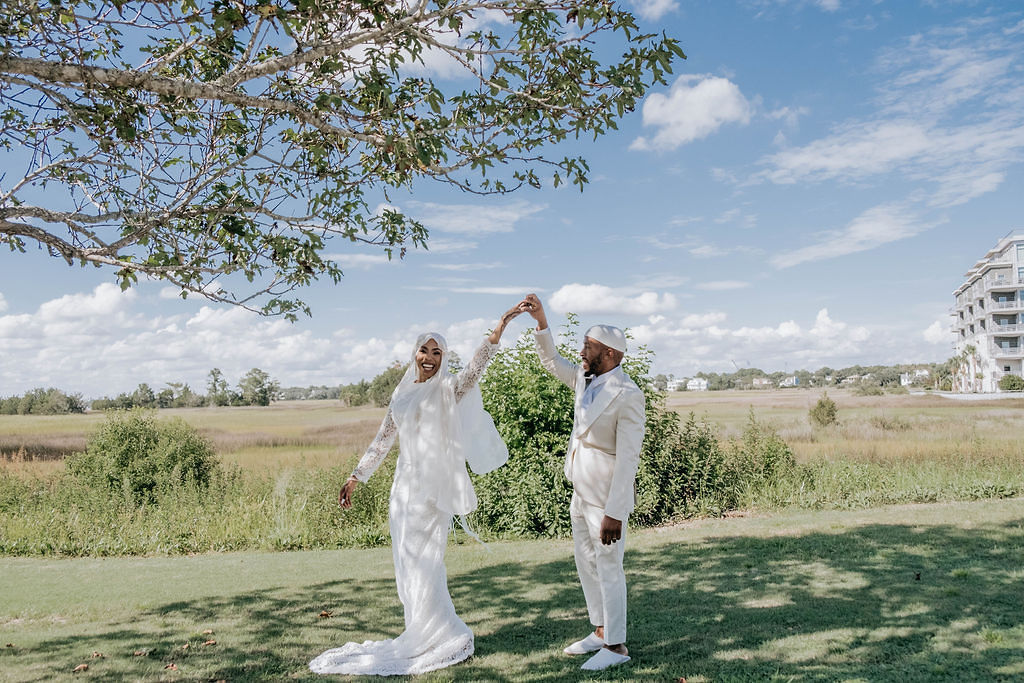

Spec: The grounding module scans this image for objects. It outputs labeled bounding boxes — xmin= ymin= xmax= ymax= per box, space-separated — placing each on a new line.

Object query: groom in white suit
xmin=519 ymin=293 xmax=646 ymax=672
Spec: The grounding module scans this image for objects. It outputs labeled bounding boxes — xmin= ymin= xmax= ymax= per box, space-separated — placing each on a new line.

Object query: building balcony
xmin=990 ymin=323 xmax=1024 ymax=333
xmin=991 ymin=299 xmax=1023 ymax=311
xmin=984 ymin=275 xmax=1024 ymax=291
xmin=991 ymin=344 xmax=1024 ymax=358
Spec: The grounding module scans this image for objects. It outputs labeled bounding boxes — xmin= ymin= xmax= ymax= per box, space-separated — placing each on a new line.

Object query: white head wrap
xmin=585 ymin=324 xmax=627 ymax=352
xmin=388 ymin=332 xmax=508 ymax=520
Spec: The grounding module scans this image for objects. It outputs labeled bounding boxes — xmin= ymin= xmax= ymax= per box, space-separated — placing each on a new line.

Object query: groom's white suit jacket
xmin=535 ymin=328 xmax=646 ymax=521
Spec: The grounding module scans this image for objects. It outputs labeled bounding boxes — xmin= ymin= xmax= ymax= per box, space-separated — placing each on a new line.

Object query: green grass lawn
xmin=3 ymin=498 xmax=1023 ymax=682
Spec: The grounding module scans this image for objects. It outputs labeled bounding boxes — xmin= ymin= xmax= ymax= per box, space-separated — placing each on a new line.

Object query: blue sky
xmin=3 ymin=0 xmax=1024 ymax=398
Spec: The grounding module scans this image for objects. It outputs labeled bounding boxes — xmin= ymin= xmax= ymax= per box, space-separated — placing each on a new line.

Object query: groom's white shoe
xmin=581 ymin=647 xmax=631 ymax=671
xmin=563 ymin=633 xmax=604 ymax=655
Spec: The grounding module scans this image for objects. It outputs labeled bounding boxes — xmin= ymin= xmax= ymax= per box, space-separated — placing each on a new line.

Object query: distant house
xmin=666 ymin=378 xmax=686 ymax=392
xmin=779 ymin=375 xmax=799 ymax=388
xmin=840 ymin=374 xmax=862 ymax=385
xmin=686 ymin=377 xmax=708 ymax=392
xmin=752 ymin=377 xmax=773 ymax=389
xmin=900 ymin=368 xmax=931 ymax=387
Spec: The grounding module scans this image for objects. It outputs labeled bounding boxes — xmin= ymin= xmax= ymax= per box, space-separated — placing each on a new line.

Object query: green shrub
xmin=998 ymin=374 xmax=1024 ymax=391
xmin=65 ymin=410 xmax=219 ymax=505
xmin=634 ymin=411 xmax=726 ymax=523
xmin=475 ymin=322 xmax=577 ymax=536
xmin=368 ymin=363 xmax=406 ymax=407
xmin=477 ymin=316 xmax=735 ymax=535
xmin=724 ymin=409 xmax=796 ymax=500
xmin=870 ymin=415 xmax=911 ymax=431
xmin=809 ymin=392 xmax=838 ymax=427
xmin=854 ymin=382 xmax=884 ymax=396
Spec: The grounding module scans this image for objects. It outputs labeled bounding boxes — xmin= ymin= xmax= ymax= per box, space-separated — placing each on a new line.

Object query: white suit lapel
xmin=577 ymin=372 xmax=623 ymax=433
xmin=573 ymin=366 xmax=586 ymax=410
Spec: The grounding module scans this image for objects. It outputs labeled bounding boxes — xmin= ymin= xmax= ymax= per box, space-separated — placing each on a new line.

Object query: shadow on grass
xmin=6 ymin=517 xmax=1024 ymax=681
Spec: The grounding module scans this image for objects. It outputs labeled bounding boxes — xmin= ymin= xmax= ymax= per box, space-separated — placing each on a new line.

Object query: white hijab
xmin=389 ymin=332 xmax=508 ymax=517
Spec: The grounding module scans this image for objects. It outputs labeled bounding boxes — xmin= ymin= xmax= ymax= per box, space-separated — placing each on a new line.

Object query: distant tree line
xmin=0 ymin=387 xmax=86 ymax=415
xmin=336 ymin=363 xmax=406 ymax=408
xmin=2 ymin=368 xmax=283 ymax=414
xmin=4 ymin=355 xmax=987 ymax=417
xmin=653 ymin=361 xmax=953 ymax=392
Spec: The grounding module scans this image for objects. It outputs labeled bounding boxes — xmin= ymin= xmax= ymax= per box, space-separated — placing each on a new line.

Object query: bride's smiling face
xmin=415 ymin=338 xmax=443 ymax=382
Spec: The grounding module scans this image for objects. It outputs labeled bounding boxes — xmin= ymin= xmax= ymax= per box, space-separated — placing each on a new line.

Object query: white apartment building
xmin=952 ymin=232 xmax=1024 ymax=392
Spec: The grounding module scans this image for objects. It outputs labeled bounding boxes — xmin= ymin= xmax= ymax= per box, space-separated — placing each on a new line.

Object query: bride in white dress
xmin=309 ymin=305 xmax=523 ymax=676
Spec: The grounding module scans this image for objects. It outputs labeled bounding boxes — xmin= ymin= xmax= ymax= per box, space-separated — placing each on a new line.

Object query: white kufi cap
xmin=585 ymin=324 xmax=627 ymax=353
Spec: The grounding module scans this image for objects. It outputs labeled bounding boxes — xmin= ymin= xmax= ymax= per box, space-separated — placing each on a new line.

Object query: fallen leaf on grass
xmin=203 ymin=639 xmax=217 ymax=646
xmin=72 ymin=664 xmax=88 ymax=672
xmin=180 ymin=643 xmax=190 ymax=651
xmin=319 ymin=610 xmax=333 ymax=618
xmin=132 ymin=649 xmax=149 ymax=657
xmin=164 ymin=663 xmax=178 ymax=670
xmin=5 ymin=643 xmax=13 ymax=648
xmin=91 ymin=651 xmax=104 ymax=658
xmin=202 ymin=629 xmax=214 ymax=635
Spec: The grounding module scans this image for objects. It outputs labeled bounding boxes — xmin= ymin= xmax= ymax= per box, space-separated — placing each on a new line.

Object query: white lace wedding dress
xmin=309 ymin=337 xmax=502 ymax=676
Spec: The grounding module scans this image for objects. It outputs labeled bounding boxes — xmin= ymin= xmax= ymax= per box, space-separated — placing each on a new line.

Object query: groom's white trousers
xmin=570 ymin=492 xmax=627 ymax=645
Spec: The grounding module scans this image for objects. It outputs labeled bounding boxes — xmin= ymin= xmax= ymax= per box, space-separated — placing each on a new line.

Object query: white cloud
xmin=924 ymin=319 xmax=952 ymax=344
xmin=0 ymin=281 xmax=541 ymax=397
xmin=696 ymin=281 xmax=750 ymax=291
xmin=766 ymin=105 xmax=809 ymax=128
xmin=748 ymin=0 xmax=841 ymax=16
xmin=409 ymin=285 xmax=538 ymax=296
xmin=427 ymin=262 xmax=502 ymax=271
xmin=330 ymin=253 xmax=395 ymax=269
xmin=771 ymin=204 xmax=934 ymax=269
xmin=760 ymin=120 xmax=934 ymax=184
xmin=37 ymin=282 xmax=132 ymax=321
xmin=0 ymin=292 xmax=7 ymax=313
xmin=409 ymin=200 xmax=545 ymax=234
xmin=159 ymin=287 xmax=182 ymax=300
xmin=631 ymin=75 xmax=753 ymax=151
xmin=549 ymin=283 xmax=678 ymax=315
xmin=395 ymin=9 xmax=510 ymax=80
xmin=715 ymin=208 xmax=757 ymax=228
xmin=632 ymin=0 xmax=678 ymax=21
xmin=633 ymin=273 xmax=689 ymax=289
xmin=421 ymin=238 xmax=479 ymax=255
xmin=755 ymin=18 xmax=1024 ymax=208
xmin=644 ymin=233 xmax=761 ymax=259
xmin=629 ymin=307 xmax=914 ymax=377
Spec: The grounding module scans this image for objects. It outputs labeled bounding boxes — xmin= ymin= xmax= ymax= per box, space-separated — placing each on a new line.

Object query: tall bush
xmin=65 ymin=410 xmax=220 ymax=505
xmin=998 ymin=374 xmax=1024 ymax=391
xmin=725 ymin=409 xmax=796 ymax=494
xmin=809 ymin=392 xmax=839 ymax=427
xmin=477 ymin=316 xmax=729 ymax=536
xmin=368 ymin=363 xmax=407 ymax=407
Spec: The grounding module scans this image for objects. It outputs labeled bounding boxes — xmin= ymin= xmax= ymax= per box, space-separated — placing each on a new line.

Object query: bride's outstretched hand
xmin=519 ymin=293 xmax=548 ymax=330
xmin=488 ymin=304 xmax=525 ymax=344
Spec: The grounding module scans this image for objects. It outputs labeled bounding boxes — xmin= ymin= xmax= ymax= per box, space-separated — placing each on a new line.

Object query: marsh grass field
xmin=1 ymin=389 xmax=1023 ymax=680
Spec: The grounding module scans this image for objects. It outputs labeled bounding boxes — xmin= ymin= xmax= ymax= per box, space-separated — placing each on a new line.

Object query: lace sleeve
xmin=453 ymin=340 xmax=499 ymax=403
xmin=351 ymin=407 xmax=397 ymax=482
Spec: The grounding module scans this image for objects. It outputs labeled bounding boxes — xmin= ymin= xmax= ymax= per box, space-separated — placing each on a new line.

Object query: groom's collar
xmin=587 ymin=364 xmax=623 ymax=389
